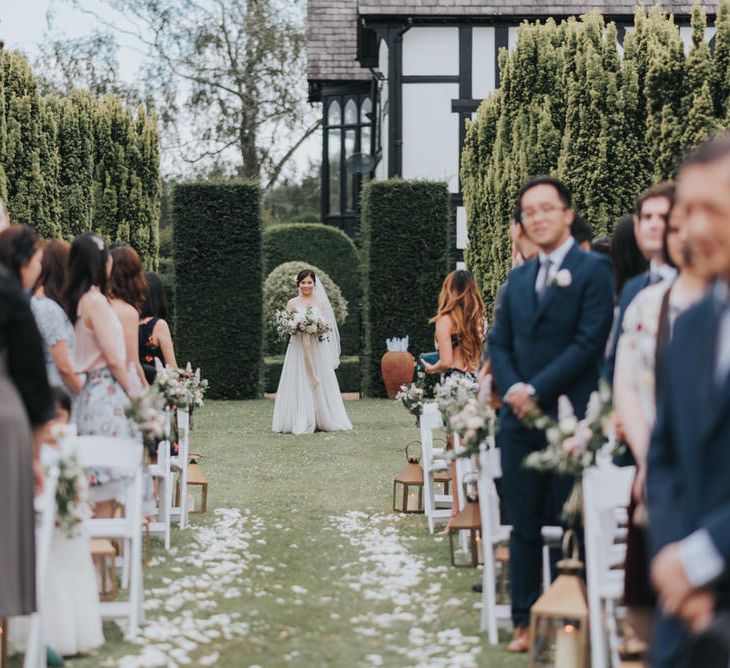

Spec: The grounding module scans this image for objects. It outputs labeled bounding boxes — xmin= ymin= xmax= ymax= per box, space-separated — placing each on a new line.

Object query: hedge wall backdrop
xmin=462 ymin=4 xmax=730 ymax=310
xmin=361 ymin=179 xmax=450 ymax=397
xmin=173 ymin=181 xmax=262 ymax=399
xmin=1 ymin=49 xmax=161 ymax=267
xmin=262 ymin=223 xmax=362 ymax=357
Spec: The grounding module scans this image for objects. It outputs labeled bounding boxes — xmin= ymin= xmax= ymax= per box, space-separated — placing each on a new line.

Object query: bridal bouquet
xmin=55 ymin=453 xmax=92 ymax=537
xmin=522 ymin=379 xmax=617 ymax=477
xmin=274 ymin=306 xmax=331 ymax=342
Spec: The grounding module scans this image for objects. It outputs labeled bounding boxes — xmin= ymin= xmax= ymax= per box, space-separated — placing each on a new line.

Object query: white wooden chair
xmin=583 ymin=463 xmax=635 ymax=668
xmin=147 ymin=437 xmax=173 ymax=550
xmin=169 ymin=408 xmax=190 ymax=529
xmin=476 ymin=437 xmax=564 ymax=645
xmin=419 ymin=403 xmax=453 ymax=533
xmin=69 ymin=435 xmax=145 ymax=638
xmin=23 ymin=465 xmax=60 ymax=668
xmin=452 ymin=433 xmax=480 ymax=551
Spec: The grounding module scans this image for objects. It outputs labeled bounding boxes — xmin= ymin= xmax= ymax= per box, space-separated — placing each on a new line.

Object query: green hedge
xmin=263 ymin=356 xmax=360 ymax=393
xmin=360 ymin=179 xmax=450 ymax=397
xmin=173 ymin=181 xmax=262 ymax=399
xmin=262 ymin=223 xmax=361 ymax=356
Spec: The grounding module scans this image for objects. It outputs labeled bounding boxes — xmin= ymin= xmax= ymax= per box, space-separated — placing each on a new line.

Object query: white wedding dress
xmin=272 ymin=299 xmax=352 ymax=435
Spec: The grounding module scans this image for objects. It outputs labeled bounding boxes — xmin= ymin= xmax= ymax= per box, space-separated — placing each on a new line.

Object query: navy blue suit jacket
xmin=489 ymin=244 xmax=615 ymax=430
xmin=602 ymin=272 xmax=651 ymax=382
xmin=648 ymin=293 xmax=730 ymax=570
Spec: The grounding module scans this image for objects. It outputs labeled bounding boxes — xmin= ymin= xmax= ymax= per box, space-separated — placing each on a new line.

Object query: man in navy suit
xmin=489 ymin=176 xmax=614 ymax=651
xmin=648 ymin=136 xmax=730 ymax=667
xmin=603 ymin=182 xmax=677 ymax=382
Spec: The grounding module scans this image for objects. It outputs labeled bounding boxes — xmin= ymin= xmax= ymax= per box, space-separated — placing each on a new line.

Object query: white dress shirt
xmin=535 ymin=235 xmax=575 ymax=294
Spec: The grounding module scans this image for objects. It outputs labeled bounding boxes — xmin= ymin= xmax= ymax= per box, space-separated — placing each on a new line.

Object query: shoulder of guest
xmin=113 ymin=300 xmax=139 ymax=325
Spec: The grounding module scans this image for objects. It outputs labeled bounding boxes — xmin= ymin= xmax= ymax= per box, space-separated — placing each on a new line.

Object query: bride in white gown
xmin=272 ymin=269 xmax=352 ymax=434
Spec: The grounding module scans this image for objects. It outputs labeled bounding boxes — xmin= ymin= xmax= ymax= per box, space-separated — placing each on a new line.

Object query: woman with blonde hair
xmin=423 ymin=269 xmax=485 ymax=382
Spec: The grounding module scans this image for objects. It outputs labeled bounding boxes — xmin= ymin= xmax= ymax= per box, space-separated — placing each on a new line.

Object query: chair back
xmin=68 ymin=435 xmax=143 ymax=471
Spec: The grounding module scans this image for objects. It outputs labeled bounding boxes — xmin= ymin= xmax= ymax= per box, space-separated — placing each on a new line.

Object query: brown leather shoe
xmin=507 ymin=626 xmax=529 ymax=653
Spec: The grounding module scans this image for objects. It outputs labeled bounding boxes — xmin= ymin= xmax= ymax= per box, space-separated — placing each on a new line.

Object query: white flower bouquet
xmin=55 ymin=453 xmax=92 ymax=537
xmin=153 ymin=361 xmax=209 ymax=411
xmin=125 ymin=386 xmax=168 ymax=448
xmin=396 ymin=381 xmax=425 ymax=426
xmin=448 ymin=396 xmax=497 ymax=459
xmin=435 ymin=374 xmax=479 ymax=431
xmin=273 ymin=306 xmax=331 ymax=342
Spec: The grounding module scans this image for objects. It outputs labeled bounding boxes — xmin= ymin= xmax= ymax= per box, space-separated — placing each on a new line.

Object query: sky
xmin=0 ymin=0 xmax=321 ymax=183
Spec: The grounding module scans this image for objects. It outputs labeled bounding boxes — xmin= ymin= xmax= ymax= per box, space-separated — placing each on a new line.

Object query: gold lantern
xmin=448 ymin=474 xmax=482 ymax=567
xmin=392 ymin=441 xmax=424 ymax=513
xmin=528 ymin=531 xmax=589 ymax=668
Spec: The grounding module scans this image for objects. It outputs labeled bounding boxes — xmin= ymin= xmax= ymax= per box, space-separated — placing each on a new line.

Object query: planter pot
xmin=381 ymin=351 xmax=415 ymax=399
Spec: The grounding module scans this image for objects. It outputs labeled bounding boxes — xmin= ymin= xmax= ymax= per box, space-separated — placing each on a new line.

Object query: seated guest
xmin=648 ymin=135 xmax=730 ymax=667
xmin=31 ymin=240 xmax=83 ymax=395
xmin=139 ymin=271 xmax=177 ymax=383
xmin=109 ymin=245 xmax=148 ymax=388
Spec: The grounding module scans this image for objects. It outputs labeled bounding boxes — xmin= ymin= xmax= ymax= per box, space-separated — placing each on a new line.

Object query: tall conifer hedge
xmin=361 ymin=180 xmax=450 ymax=397
xmin=462 ymin=4 xmax=730 ymax=310
xmin=173 ymin=182 xmax=262 ymax=399
xmin=0 ymin=48 xmax=161 ymax=267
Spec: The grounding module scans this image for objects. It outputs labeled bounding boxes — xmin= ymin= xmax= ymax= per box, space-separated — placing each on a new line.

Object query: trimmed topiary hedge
xmin=264 ymin=355 xmax=360 ymax=393
xmin=262 ymin=223 xmax=362 ymax=355
xmin=173 ymin=181 xmax=262 ymax=399
xmin=360 ymin=179 xmax=450 ymax=397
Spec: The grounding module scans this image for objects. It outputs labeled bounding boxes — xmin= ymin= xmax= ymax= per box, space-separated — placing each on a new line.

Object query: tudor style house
xmin=306 ymin=0 xmax=715 ymax=254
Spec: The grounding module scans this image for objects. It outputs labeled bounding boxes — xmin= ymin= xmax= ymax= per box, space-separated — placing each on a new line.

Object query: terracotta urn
xmin=381 ymin=351 xmax=415 ymax=399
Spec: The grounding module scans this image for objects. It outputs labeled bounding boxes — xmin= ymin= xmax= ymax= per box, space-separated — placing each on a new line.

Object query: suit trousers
xmin=500 ymin=424 xmax=575 ymax=627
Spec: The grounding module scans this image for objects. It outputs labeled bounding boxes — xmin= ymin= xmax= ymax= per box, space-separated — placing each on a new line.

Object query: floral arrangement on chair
xmin=434 ymin=374 xmax=479 ymax=431
xmin=153 ymin=362 xmax=209 ymax=411
xmin=55 ymin=453 xmax=93 ymax=537
xmin=125 ymin=387 xmax=168 ymax=449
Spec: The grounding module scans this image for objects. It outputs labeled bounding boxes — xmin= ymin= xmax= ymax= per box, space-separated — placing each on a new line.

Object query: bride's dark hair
xmin=296 ymin=268 xmax=316 ymax=285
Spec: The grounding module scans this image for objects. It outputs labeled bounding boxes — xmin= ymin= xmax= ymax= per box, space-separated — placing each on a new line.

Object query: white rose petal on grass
xmin=199 ymin=652 xmax=220 ymax=666
xmin=291 ymin=585 xmax=308 ymax=594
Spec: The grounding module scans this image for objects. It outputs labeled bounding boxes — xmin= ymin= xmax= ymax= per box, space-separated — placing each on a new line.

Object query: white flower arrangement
xmin=125 ymin=385 xmax=168 ymax=448
xmin=448 ymin=396 xmax=497 ymax=459
xmin=554 ymin=268 xmax=572 ymax=288
xmin=396 ymin=381 xmax=425 ymax=426
xmin=273 ymin=306 xmax=331 ymax=342
xmin=55 ymin=453 xmax=92 ymax=537
xmin=153 ymin=361 xmax=209 ymax=411
xmin=434 ymin=374 xmax=479 ymax=431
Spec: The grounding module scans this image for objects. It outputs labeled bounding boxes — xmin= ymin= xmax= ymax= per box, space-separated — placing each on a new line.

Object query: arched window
xmin=344 ymin=99 xmax=358 ymax=125
xmin=327 ymin=100 xmax=341 ymax=126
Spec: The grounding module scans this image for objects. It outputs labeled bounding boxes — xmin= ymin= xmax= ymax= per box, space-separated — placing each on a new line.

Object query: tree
xmin=52 ymin=0 xmax=319 ymax=189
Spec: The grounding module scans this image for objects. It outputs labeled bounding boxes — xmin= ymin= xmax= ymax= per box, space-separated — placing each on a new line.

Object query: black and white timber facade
xmin=307 ymin=0 xmax=716 ymax=258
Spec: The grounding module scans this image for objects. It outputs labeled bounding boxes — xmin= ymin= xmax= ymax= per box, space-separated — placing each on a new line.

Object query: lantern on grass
xmin=528 ymin=530 xmax=589 ymax=668
xmin=448 ymin=473 xmax=482 ymax=568
xmin=392 ymin=441 xmax=424 ymax=513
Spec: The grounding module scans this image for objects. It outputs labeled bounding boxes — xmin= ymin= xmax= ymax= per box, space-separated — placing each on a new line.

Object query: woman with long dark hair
xmin=109 ymin=245 xmax=148 ymax=388
xmin=139 ymin=271 xmax=177 ymax=383
xmin=65 ymin=234 xmax=132 ymax=515
xmin=423 ymin=269 xmax=486 ymax=382
xmin=31 ymin=239 xmax=83 ymax=394
xmin=0 ymin=223 xmax=43 ymax=293
xmin=272 ymin=268 xmax=352 ymax=434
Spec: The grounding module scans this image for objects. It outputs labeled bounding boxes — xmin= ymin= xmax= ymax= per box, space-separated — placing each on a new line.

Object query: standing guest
xmin=614 ymin=203 xmax=707 ymax=654
xmin=139 ymin=271 xmax=178 ymax=383
xmin=109 ymin=245 xmax=148 ymax=388
xmin=488 ymin=176 xmax=614 ymax=652
xmin=31 ymin=240 xmax=83 ymax=395
xmin=65 ymin=234 xmax=133 ymax=517
xmin=611 ymin=215 xmax=649 ymax=300
xmin=0 ymin=262 xmax=54 ymax=620
xmin=591 ymin=235 xmax=612 ymax=257
xmin=0 ymin=224 xmax=43 ymax=294
xmin=648 ymin=135 xmax=730 ymax=668
xmin=571 ymin=213 xmax=594 ymax=251
xmin=604 ymin=183 xmax=677 ymax=381
xmin=422 ymin=269 xmax=485 ymax=383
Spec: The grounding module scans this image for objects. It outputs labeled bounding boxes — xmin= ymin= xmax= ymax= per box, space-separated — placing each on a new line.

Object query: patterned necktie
xmin=537 ymin=259 xmax=552 ymax=300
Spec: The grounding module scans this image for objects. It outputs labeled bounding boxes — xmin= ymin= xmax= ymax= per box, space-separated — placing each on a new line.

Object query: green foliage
xmin=360 ymin=179 xmax=450 ymax=397
xmin=172 ymin=181 xmax=262 ymax=399
xmin=264 ymin=355 xmax=360 ymax=393
xmin=0 ymin=50 xmax=161 ymax=265
xmin=262 ymin=223 xmax=362 ymax=356
xmin=462 ymin=3 xmax=730 ymax=311
xmin=262 ymin=261 xmax=348 ymax=355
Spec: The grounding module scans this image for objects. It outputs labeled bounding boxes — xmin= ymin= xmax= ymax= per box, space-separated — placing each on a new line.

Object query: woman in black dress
xmin=138 ymin=271 xmax=177 ymax=383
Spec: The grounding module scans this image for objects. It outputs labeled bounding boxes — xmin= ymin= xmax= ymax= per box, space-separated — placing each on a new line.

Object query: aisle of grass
xmin=65 ymin=398 xmax=527 ymax=667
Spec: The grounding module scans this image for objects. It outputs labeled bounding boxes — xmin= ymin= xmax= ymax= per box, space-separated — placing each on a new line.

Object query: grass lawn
xmin=47 ymin=398 xmax=529 ymax=667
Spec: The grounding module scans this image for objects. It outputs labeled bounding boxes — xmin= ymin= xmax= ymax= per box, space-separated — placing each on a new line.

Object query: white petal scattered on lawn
xmin=330 ymin=511 xmax=482 ymax=667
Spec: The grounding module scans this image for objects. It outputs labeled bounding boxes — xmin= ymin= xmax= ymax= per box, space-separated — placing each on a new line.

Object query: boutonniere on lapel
xmin=554 ymin=269 xmax=572 ymax=288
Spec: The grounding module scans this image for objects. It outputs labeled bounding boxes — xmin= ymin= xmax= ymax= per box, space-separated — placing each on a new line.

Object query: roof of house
xmin=307 ymin=0 xmax=715 ymax=84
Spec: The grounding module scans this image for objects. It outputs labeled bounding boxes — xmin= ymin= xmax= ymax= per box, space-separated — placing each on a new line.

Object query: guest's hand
xmin=632 ymin=463 xmax=646 ymax=504
xmin=652 ymin=542 xmax=693 ymax=615
xmin=678 ymin=589 xmax=715 ymax=632
xmin=32 ymin=459 xmax=44 ymax=496
xmin=505 ymin=383 xmax=536 ymax=420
